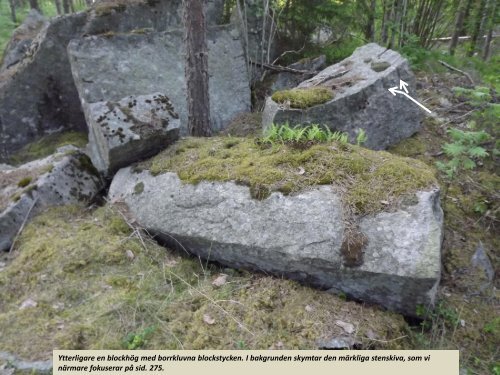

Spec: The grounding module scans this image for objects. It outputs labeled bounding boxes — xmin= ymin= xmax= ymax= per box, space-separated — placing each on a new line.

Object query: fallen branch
xmin=438 ymin=60 xmax=474 ymax=85
xmin=249 ymin=59 xmax=315 ymax=75
xmin=432 ymin=34 xmax=500 ymax=42
xmin=271 ymin=43 xmax=306 ymax=66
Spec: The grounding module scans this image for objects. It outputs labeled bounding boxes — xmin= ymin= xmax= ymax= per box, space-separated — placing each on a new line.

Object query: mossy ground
xmin=271 ymin=87 xmax=334 ymax=109
xmin=142 ymin=136 xmax=436 ymax=215
xmin=387 ymin=77 xmax=499 ymax=374
xmin=0 ymin=205 xmax=409 ymax=362
xmin=9 ymin=131 xmax=88 ymax=166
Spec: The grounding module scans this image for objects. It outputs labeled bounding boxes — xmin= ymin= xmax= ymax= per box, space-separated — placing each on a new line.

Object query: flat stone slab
xmin=109 ymin=168 xmax=443 ymax=316
xmin=262 ymin=43 xmax=422 ymax=150
xmin=0 ymin=147 xmax=103 ymax=251
xmin=68 ymin=26 xmax=251 ymax=135
xmin=84 ymin=92 xmax=180 ymax=175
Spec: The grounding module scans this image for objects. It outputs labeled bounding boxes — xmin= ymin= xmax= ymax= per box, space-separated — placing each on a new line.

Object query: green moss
xmin=271 ymin=87 xmax=334 ymax=109
xmin=77 ymin=155 xmax=99 ymax=177
xmin=0 ymin=205 xmax=410 ymax=359
xmin=9 ymin=131 xmax=88 ymax=166
xmin=143 ymin=137 xmax=437 ymax=215
xmin=17 ymin=177 xmax=32 ymax=188
xmin=134 ymin=182 xmax=144 ymax=195
xmin=371 ymin=61 xmax=391 ymax=72
xmin=388 ymin=135 xmax=427 ymax=158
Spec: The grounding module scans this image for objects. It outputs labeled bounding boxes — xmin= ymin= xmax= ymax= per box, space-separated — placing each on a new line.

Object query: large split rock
xmin=0 ymin=0 xmax=224 ymax=162
xmin=109 ymin=168 xmax=443 ymax=316
xmin=85 ymin=93 xmax=180 ymax=175
xmin=0 ymin=147 xmax=103 ymax=251
xmin=68 ymin=27 xmax=251 ymax=135
xmin=262 ymin=43 xmax=422 ymax=150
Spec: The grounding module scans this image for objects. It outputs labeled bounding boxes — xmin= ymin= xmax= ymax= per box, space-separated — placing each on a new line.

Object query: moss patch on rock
xmin=370 ymin=61 xmax=391 ymax=72
xmin=271 ymin=87 xmax=334 ymax=109
xmin=9 ymin=131 xmax=88 ymax=166
xmin=144 ymin=137 xmax=437 ymax=215
xmin=0 ymin=205 xmax=409 ymax=360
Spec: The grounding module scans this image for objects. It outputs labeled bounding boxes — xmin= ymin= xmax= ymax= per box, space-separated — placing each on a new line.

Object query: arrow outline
xmin=399 ymin=80 xmax=409 ymax=94
xmin=388 ymin=81 xmax=431 ymax=114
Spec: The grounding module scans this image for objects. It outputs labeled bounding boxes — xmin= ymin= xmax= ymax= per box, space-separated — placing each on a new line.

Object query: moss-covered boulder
xmin=109 ymin=137 xmax=443 ymax=316
xmin=0 ymin=146 xmax=102 ymax=251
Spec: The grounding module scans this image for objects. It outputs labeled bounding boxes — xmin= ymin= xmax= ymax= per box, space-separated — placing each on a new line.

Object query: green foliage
xmin=271 ymin=87 xmax=333 ymax=109
xmin=436 ymin=128 xmax=491 ymax=179
xmin=356 ymin=128 xmax=367 ymax=146
xmin=300 ymin=36 xmax=364 ymax=65
xmin=483 ymin=317 xmax=500 ymax=335
xmin=123 ymin=326 xmax=156 ymax=350
xmin=416 ymin=301 xmax=460 ymax=330
xmin=262 ymin=123 xmax=348 ymax=145
xmin=452 ymin=86 xmax=492 ymax=106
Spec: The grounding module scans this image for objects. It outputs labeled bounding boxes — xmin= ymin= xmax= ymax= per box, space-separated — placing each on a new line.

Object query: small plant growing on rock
xmin=261 ymin=123 xmax=348 ymax=147
xmin=356 ymin=128 xmax=367 ymax=146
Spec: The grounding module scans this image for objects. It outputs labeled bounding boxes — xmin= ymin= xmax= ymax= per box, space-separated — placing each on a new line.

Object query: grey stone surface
xmin=68 ymin=27 xmax=250 ymax=135
xmin=0 ymin=10 xmax=48 ymax=71
xmin=270 ymin=55 xmax=326 ymax=92
xmin=262 ymin=43 xmax=422 ymax=150
xmin=109 ymin=168 xmax=443 ymax=316
xmin=0 ymin=12 xmax=88 ymax=162
xmin=0 ymin=0 xmax=224 ymax=162
xmin=0 ymin=147 xmax=103 ymax=251
xmin=0 ymin=352 xmax=51 ymax=374
xmin=84 ymin=93 xmax=180 ymax=175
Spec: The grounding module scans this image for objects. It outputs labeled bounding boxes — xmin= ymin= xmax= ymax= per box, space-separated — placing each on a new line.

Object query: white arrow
xmin=399 ymin=79 xmax=409 ymax=94
xmin=388 ymin=85 xmax=432 ymax=114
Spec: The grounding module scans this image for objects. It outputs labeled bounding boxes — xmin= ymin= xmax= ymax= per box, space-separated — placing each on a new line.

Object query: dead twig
xmin=249 ymin=59 xmax=315 ymax=75
xmin=438 ymin=60 xmax=474 ymax=85
xmin=271 ymin=43 xmax=306 ymax=66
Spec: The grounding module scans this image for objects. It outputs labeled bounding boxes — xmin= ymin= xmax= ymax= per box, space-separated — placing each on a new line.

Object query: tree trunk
xmin=467 ymin=0 xmax=487 ymax=56
xmin=482 ymin=0 xmax=497 ymax=60
xmin=381 ymin=0 xmax=389 ymax=43
xmin=62 ymin=0 xmax=70 ymax=13
xmin=54 ymin=0 xmax=62 ymax=14
xmin=364 ymin=0 xmax=376 ymax=41
xmin=183 ymin=0 xmax=211 ymax=137
xmin=8 ymin=0 xmax=17 ymax=23
xmin=449 ymin=0 xmax=467 ymax=55
xmin=29 ymin=0 xmax=41 ymax=12
xmin=69 ymin=0 xmax=75 ymax=13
